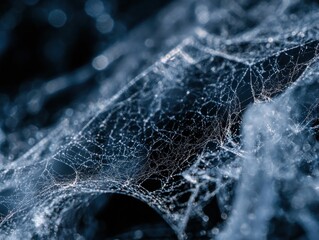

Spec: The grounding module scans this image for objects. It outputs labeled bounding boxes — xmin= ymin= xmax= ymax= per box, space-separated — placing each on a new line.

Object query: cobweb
xmin=1 ymin=0 xmax=319 ymax=239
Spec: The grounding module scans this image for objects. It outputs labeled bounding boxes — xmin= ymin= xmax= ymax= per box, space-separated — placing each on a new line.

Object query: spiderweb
xmin=1 ymin=0 xmax=319 ymax=239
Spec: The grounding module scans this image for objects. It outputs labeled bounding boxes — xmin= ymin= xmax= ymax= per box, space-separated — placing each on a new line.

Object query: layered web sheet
xmin=1 ymin=0 xmax=319 ymax=239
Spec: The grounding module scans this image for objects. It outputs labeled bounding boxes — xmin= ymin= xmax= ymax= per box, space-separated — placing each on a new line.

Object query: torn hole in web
xmin=49 ymin=193 xmax=178 ymax=240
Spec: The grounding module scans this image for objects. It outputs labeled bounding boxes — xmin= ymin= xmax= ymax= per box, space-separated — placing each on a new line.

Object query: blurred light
xmin=144 ymin=38 xmax=154 ymax=48
xmin=96 ymin=14 xmax=114 ymax=34
xmin=195 ymin=5 xmax=209 ymax=24
xmin=133 ymin=230 xmax=143 ymax=239
xmin=92 ymin=55 xmax=109 ymax=70
xmin=48 ymin=9 xmax=67 ymax=28
xmin=85 ymin=0 xmax=104 ymax=18
xmin=45 ymin=77 xmax=68 ymax=94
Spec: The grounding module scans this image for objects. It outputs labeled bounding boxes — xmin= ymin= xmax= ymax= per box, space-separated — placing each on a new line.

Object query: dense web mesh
xmin=1 ymin=0 xmax=319 ymax=239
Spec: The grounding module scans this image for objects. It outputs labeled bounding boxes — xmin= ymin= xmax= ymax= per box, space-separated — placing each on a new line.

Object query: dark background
xmin=0 ymin=0 xmax=171 ymax=97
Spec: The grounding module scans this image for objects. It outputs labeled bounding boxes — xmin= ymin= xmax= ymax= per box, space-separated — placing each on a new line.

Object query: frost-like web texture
xmin=1 ymin=0 xmax=319 ymax=239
